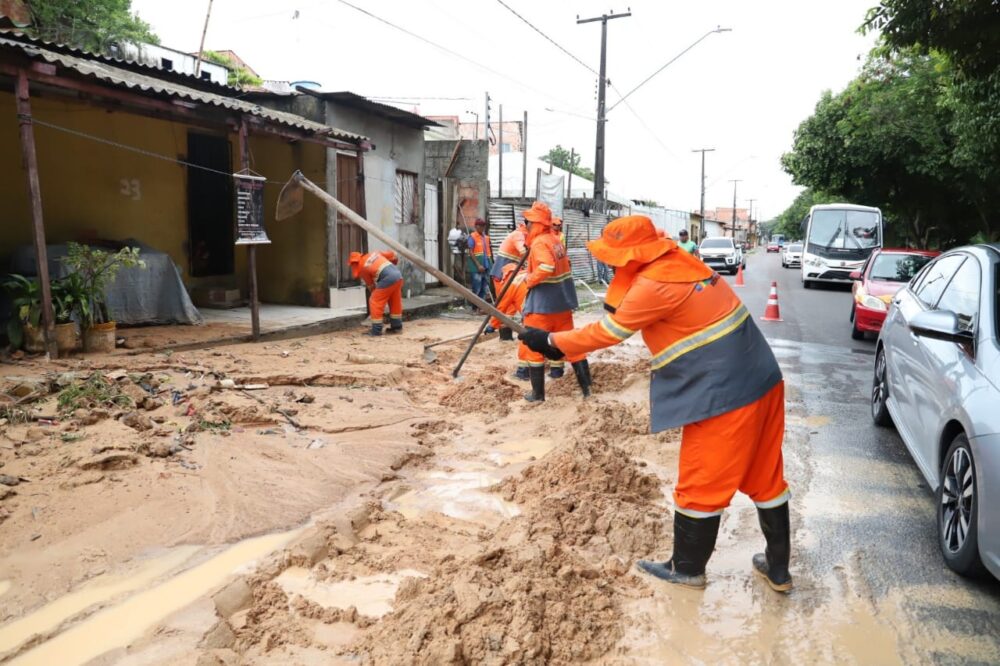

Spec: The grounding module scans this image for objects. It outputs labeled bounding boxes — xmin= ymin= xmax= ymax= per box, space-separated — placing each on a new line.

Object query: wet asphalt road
xmin=728 ymin=251 xmax=1000 ymax=664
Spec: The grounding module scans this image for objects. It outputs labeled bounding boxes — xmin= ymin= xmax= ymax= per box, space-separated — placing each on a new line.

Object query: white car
xmin=873 ymin=245 xmax=1000 ymax=580
xmin=699 ymin=237 xmax=744 ymax=275
xmin=782 ymin=243 xmax=803 ymax=268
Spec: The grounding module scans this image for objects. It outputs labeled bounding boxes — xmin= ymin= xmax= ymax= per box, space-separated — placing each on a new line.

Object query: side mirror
xmin=909 ymin=310 xmax=974 ymax=344
xmin=849 ymin=271 xmax=862 ymax=280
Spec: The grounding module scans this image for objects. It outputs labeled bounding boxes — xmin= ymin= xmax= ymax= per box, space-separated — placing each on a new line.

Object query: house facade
xmin=0 ymin=32 xmax=370 ymax=351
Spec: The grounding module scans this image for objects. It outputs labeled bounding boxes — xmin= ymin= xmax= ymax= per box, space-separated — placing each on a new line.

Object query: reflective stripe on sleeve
xmin=599 ymin=314 xmax=635 ymax=340
xmin=538 ymin=263 xmax=556 ymax=272
xmin=651 ymin=304 xmax=750 ymax=371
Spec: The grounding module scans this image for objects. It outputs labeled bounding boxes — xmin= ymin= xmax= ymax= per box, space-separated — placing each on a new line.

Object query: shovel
xmin=276 ymin=172 xmax=525 ymax=334
xmin=421 ymin=330 xmax=495 ymax=364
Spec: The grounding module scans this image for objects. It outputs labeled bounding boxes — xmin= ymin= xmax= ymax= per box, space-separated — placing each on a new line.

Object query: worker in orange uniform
xmin=466 ymin=218 xmax=493 ymax=305
xmin=553 ymin=217 xmax=566 ymax=247
xmin=519 ymin=201 xmax=590 ymax=399
xmin=349 ymin=250 xmax=403 ymax=336
xmin=488 ymin=262 xmax=530 ymax=379
xmin=488 ymin=222 xmax=528 ymax=340
xmin=520 ymin=215 xmax=790 ymax=592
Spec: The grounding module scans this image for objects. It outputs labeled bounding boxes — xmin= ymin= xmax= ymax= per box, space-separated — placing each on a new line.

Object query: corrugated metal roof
xmin=0 ymin=35 xmax=369 ymax=144
xmin=302 ymin=90 xmax=441 ymax=129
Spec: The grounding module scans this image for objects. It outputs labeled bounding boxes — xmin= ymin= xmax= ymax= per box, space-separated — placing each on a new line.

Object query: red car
xmin=766 ymin=241 xmax=780 ymax=253
xmin=849 ymin=248 xmax=940 ymax=339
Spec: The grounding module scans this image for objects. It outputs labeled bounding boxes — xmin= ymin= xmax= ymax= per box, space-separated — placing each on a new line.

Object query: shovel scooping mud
xmin=276 ymin=171 xmax=525 ymax=337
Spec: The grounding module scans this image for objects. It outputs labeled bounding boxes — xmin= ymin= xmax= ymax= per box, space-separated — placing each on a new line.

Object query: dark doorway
xmin=187 ymin=132 xmax=234 ymax=277
xmin=336 ymin=153 xmax=367 ymax=286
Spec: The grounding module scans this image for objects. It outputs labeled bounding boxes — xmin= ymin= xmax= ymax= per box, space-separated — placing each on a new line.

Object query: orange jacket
xmin=356 ymin=251 xmax=400 ymax=289
xmin=490 ymin=226 xmax=527 ymax=280
xmin=553 ymin=254 xmax=781 ymax=431
xmin=523 ymin=229 xmax=577 ymax=314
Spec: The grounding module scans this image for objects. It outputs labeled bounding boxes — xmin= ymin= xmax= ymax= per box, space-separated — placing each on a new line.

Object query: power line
xmin=608 ymin=27 xmax=731 ymax=112
xmin=331 ymin=0 xmax=581 ymax=110
xmin=493 ymin=0 xmax=597 ymax=75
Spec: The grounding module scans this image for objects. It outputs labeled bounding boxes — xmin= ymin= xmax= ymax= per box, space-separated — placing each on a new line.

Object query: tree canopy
xmin=782 ymin=45 xmax=1000 ymax=246
xmin=26 ymin=0 xmax=157 ymax=53
xmin=539 ymin=145 xmax=595 ymax=182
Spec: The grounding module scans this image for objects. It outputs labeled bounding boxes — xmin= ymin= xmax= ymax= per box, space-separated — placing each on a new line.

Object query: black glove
xmin=519 ymin=327 xmax=565 ymax=360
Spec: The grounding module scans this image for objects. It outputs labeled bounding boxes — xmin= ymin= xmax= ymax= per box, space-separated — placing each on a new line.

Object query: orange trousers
xmin=674 ymin=381 xmax=788 ymax=516
xmin=518 ymin=311 xmax=585 ymax=368
xmin=369 ymin=280 xmax=403 ymax=324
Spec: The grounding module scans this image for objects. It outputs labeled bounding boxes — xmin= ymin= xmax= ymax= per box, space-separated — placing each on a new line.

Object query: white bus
xmin=800 ymin=203 xmax=882 ymax=288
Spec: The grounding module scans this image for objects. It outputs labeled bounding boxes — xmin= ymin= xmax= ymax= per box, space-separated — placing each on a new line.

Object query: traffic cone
xmin=734 ymin=264 xmax=745 ymax=287
xmin=761 ymin=281 xmax=783 ymax=322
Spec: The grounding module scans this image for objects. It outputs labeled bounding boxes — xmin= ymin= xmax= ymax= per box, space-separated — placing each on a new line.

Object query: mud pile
xmin=354 ymin=441 xmax=667 ymax=664
xmin=546 ymin=359 xmax=648 ymax=398
xmin=439 ymin=365 xmax=522 ymax=417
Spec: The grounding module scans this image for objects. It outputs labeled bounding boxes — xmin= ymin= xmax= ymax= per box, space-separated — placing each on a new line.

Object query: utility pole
xmin=522 ymin=110 xmax=528 ymax=198
xmin=466 ymin=110 xmax=479 ymax=140
xmin=692 ymin=147 xmax=714 ymax=240
xmin=567 ymin=147 xmax=575 ymax=198
xmin=729 ymin=179 xmax=742 ymax=238
xmin=578 ymin=9 xmax=631 ymax=202
xmin=194 ymin=0 xmax=214 ymax=77
xmin=747 ymin=198 xmax=756 ymax=246
xmin=498 ymin=103 xmax=503 ymax=198
xmin=483 ymin=91 xmax=491 ymax=148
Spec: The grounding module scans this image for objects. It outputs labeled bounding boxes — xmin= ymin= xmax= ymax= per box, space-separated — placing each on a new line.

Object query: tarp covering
xmin=536 ymin=169 xmax=565 ymax=220
xmin=9 ymin=241 xmax=203 ymax=326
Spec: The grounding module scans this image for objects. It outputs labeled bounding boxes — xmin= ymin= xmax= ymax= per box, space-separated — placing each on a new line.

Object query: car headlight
xmin=861 ymin=295 xmax=887 ymax=311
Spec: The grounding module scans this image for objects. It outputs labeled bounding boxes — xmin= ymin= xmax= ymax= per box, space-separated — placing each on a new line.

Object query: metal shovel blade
xmin=275 ymin=172 xmax=305 ymax=221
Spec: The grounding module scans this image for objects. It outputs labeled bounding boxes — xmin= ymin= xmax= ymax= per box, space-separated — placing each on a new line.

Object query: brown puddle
xmin=275 ymin=567 xmax=427 ymax=618
xmin=6 ymin=528 xmax=303 ymax=665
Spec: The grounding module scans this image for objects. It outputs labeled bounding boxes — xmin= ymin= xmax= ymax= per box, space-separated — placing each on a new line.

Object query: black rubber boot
xmin=513 ymin=366 xmax=529 ymax=381
xmin=365 ymin=323 xmax=383 ymax=336
xmin=499 ymin=327 xmax=514 ymax=341
xmin=572 ymin=360 xmax=591 ymax=398
xmin=752 ymin=502 xmax=793 ymax=592
xmin=636 ymin=512 xmax=721 ymax=590
xmin=387 ymin=317 xmax=403 ymax=334
xmin=549 ymin=365 xmax=564 ymax=379
xmin=524 ymin=366 xmax=545 ymax=402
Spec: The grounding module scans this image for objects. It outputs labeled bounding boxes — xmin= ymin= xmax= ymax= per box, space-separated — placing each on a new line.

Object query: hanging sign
xmin=234 ymin=171 xmax=270 ymax=245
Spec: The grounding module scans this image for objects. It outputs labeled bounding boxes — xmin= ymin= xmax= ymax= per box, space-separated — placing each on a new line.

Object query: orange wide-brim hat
xmin=348 ymin=251 xmax=363 ymax=278
xmin=523 ymin=201 xmax=552 ymax=226
xmin=587 ymin=215 xmax=676 ymax=267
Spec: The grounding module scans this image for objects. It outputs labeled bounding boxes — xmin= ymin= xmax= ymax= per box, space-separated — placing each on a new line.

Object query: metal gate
xmin=423 ymin=182 xmax=439 ymax=284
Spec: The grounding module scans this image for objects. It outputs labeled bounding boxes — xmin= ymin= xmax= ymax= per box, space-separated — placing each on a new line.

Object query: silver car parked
xmin=872 ymin=244 xmax=1000 ymax=580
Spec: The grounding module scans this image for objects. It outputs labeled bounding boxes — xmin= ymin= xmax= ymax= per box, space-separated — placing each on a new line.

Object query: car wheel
xmin=803 ymin=280 xmax=812 ymax=289
xmin=938 ymin=434 xmax=987 ymax=577
xmin=851 ymin=316 xmax=865 ymax=340
xmin=871 ymin=347 xmax=892 ymax=427
xmin=849 ymin=304 xmax=855 ymax=322
xmin=729 ymin=266 xmax=738 ymax=276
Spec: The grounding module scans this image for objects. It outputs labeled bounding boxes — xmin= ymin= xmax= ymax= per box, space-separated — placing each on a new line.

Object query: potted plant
xmin=60 ymin=243 xmax=144 ymax=353
xmin=51 ymin=273 xmax=88 ymax=355
xmin=2 ymin=274 xmax=44 ymax=352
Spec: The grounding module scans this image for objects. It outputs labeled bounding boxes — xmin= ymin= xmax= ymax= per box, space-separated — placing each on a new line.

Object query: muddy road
xmin=0 ymin=261 xmax=998 ymax=664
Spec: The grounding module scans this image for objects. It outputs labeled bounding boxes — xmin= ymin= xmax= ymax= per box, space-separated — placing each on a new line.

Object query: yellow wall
xmin=0 ymin=91 xmax=329 ymax=306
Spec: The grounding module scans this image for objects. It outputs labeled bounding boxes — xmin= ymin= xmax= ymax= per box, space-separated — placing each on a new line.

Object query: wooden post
xmin=237 ymin=118 xmax=260 ymax=340
xmin=521 ymin=110 xmax=527 ymax=199
xmin=15 ymin=70 xmax=56 ymax=358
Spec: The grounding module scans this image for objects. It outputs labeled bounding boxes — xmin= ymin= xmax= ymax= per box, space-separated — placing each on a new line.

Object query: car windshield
xmin=701 ymin=239 xmax=732 ymax=249
xmin=787 ymin=244 xmax=803 ymax=252
xmin=810 ymin=209 xmax=880 ymax=249
xmin=870 ymin=253 xmax=934 ymax=282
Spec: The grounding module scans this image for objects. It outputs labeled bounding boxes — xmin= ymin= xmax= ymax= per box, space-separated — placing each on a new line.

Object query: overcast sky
xmin=132 ymin=0 xmax=880 ymax=219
